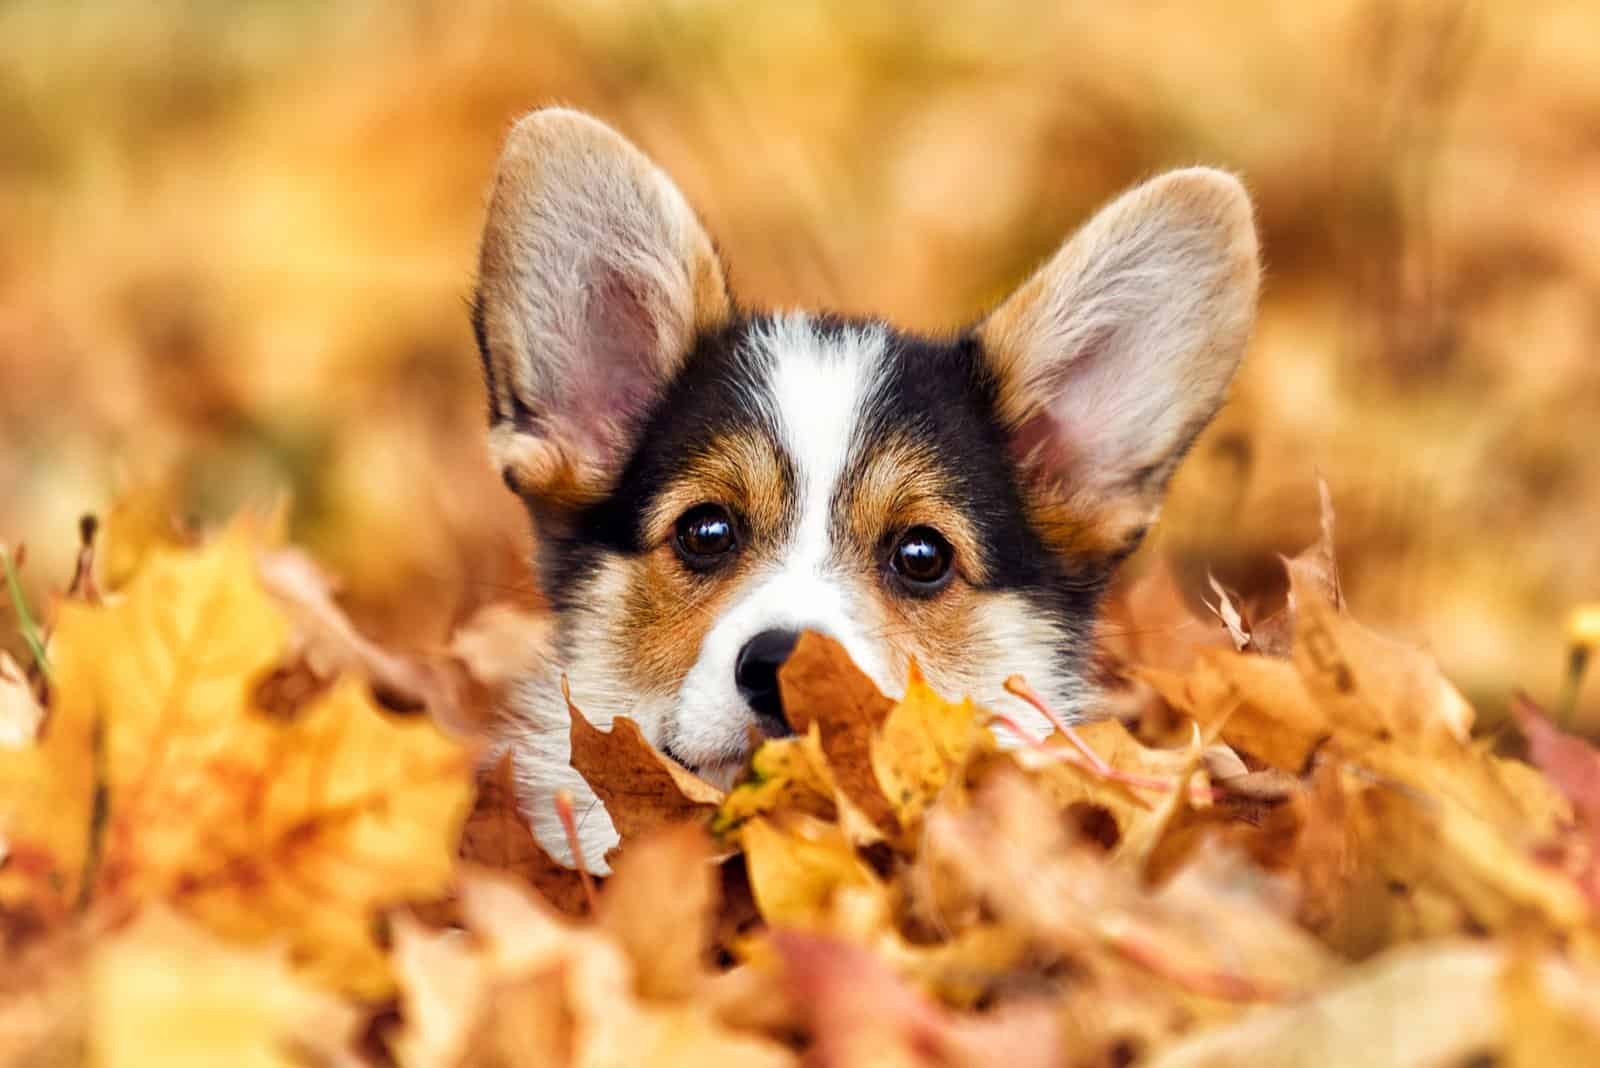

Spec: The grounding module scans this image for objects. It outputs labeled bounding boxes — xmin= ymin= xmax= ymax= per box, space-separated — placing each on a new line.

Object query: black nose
xmin=735 ymin=628 xmax=800 ymax=737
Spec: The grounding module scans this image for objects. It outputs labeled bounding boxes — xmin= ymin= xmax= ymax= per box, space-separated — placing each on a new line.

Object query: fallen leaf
xmin=926 ymin=773 xmax=1332 ymax=1003
xmin=396 ymin=871 xmax=798 ymax=1068
xmin=1203 ymin=573 xmax=1252 ymax=652
xmin=390 ymin=914 xmax=487 ymax=1068
xmin=778 ymin=631 xmax=900 ymax=834
xmin=1502 ymin=949 xmax=1600 ymax=1068
xmin=95 ymin=486 xmax=192 ymax=594
xmin=773 ymin=930 xmax=1064 ymax=1068
xmin=1142 ymin=941 xmax=1502 ymax=1068
xmin=260 ymin=548 xmax=551 ymax=737
xmin=441 ymin=603 xmax=553 ymax=737
xmin=47 ymin=524 xmax=473 ymax=996
xmin=871 ymin=663 xmax=992 ymax=834
xmin=460 ymin=754 xmax=591 ymax=916
xmin=741 ymin=814 xmax=880 ymax=930
xmin=1514 ymin=695 xmax=1600 ymax=829
xmin=1281 ymin=476 xmax=1344 ymax=615
xmin=0 ymin=647 xmax=99 ymax=934
xmin=1017 ymin=718 xmax=1214 ymax=862
xmin=713 ymin=728 xmax=841 ymax=841
xmin=90 ymin=905 xmax=357 ymax=1068
xmin=597 ymin=823 xmax=716 ymax=1000
xmin=0 ymin=923 xmax=91 ymax=1065
xmin=567 ymin=705 xmax=723 ymax=848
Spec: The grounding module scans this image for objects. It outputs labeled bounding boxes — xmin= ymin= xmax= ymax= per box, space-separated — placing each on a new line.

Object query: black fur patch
xmin=852 ymin=324 xmax=1110 ymax=675
xmin=530 ymin=312 xmax=1114 ymax=683
xmin=537 ymin=315 xmax=786 ymax=611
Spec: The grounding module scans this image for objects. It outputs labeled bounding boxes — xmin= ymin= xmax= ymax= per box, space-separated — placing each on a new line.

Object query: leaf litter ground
xmin=3 ymin=487 xmax=1600 ymax=1066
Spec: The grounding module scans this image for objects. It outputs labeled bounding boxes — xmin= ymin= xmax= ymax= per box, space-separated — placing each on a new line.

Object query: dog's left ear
xmin=979 ymin=168 xmax=1260 ymax=559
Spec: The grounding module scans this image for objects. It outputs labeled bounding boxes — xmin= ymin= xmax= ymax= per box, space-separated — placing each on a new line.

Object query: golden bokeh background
xmin=3 ymin=1 xmax=1598 ymax=728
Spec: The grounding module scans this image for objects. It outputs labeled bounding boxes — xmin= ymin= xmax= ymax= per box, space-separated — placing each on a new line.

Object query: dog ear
xmin=475 ymin=108 xmax=730 ymax=510
xmin=979 ymin=168 xmax=1260 ymax=559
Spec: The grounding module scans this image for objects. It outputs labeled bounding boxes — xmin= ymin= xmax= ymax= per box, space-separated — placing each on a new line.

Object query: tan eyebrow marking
xmin=642 ymin=428 xmax=792 ymax=549
xmin=838 ymin=434 xmax=988 ymax=586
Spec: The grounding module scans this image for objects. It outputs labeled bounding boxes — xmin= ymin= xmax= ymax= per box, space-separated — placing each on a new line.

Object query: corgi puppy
xmin=473 ymin=109 xmax=1260 ymax=865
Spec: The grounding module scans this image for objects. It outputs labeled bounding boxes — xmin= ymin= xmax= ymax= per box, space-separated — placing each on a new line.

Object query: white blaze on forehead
xmin=755 ymin=313 xmax=888 ymax=574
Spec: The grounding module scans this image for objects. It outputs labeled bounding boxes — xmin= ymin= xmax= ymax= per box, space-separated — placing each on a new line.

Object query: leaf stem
xmin=555 ymin=788 xmax=599 ymax=912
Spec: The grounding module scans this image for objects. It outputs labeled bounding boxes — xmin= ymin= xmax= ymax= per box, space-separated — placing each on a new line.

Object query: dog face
xmin=473 ymin=109 xmax=1259 ymax=863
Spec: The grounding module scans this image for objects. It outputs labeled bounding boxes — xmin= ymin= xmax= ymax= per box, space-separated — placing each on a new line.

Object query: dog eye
xmin=890 ymin=526 xmax=954 ymax=593
xmin=675 ymin=503 xmax=738 ymax=569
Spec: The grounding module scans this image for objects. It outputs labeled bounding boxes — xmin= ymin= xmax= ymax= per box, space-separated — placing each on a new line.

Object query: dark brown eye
xmin=890 ymin=526 xmax=954 ymax=593
xmin=675 ymin=503 xmax=738 ymax=569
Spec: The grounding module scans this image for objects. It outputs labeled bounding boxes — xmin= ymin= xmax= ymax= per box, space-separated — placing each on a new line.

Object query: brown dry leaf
xmin=1243 ymin=476 xmax=1344 ymax=658
xmin=1288 ymin=583 xmax=1473 ymax=752
xmin=1154 ymin=651 xmax=1318 ymax=772
xmin=1284 ymin=745 xmax=1588 ymax=954
xmin=777 ymin=631 xmax=900 ymax=835
xmin=1281 ymin=759 xmax=1392 ymax=956
xmin=460 ymin=755 xmax=590 ymax=916
xmin=596 ymin=823 xmax=716 ymax=1000
xmin=90 ymin=905 xmax=358 ymax=1068
xmin=440 ymin=603 xmax=553 ymax=737
xmin=567 ymin=705 xmax=723 ymax=848
xmin=1171 ymin=543 xmax=1569 ymax=852
xmin=1142 ymin=940 xmax=1504 ymax=1068
xmin=1283 ymin=477 xmax=1344 ymax=616
xmin=1203 ymin=573 xmax=1252 ymax=652
xmin=1111 ymin=730 xmax=1208 ymax=875
xmin=259 ymin=549 xmax=549 ymax=736
xmin=0 ymin=924 xmax=92 ymax=1066
xmin=927 ymin=773 xmax=1333 ymax=1004
xmin=1016 ymin=718 xmax=1213 ymax=864
xmin=45 ymin=524 xmax=473 ymax=997
xmin=870 ymin=663 xmax=993 ymax=834
xmin=1097 ymin=556 xmax=1225 ymax=673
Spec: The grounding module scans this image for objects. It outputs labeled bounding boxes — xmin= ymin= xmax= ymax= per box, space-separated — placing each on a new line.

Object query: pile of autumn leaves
xmin=4 ymin=494 xmax=1600 ymax=1068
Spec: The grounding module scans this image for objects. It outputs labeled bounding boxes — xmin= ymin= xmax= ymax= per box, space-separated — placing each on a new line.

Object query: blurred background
xmin=2 ymin=0 xmax=1597 ymax=729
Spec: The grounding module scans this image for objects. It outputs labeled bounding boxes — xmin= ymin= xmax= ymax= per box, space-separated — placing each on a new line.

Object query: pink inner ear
xmin=1010 ymin=409 xmax=1077 ymax=485
xmin=567 ymin=268 xmax=671 ymax=463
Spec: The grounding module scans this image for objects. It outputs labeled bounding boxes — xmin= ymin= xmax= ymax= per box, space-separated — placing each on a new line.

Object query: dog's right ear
xmin=475 ymin=108 xmax=730 ymax=510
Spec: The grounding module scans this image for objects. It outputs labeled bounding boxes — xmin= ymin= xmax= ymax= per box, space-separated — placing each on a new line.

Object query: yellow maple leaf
xmin=0 ymin=651 xmax=99 ymax=926
xmin=741 ymin=815 xmax=880 ymax=931
xmin=44 ymin=522 xmax=472 ymax=996
xmin=869 ymin=663 xmax=992 ymax=833
xmin=714 ymin=726 xmax=842 ymax=840
xmin=89 ymin=905 xmax=357 ymax=1068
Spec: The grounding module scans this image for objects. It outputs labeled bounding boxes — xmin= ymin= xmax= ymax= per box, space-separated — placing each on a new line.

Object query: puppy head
xmin=475 ymin=109 xmax=1259 ymax=785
